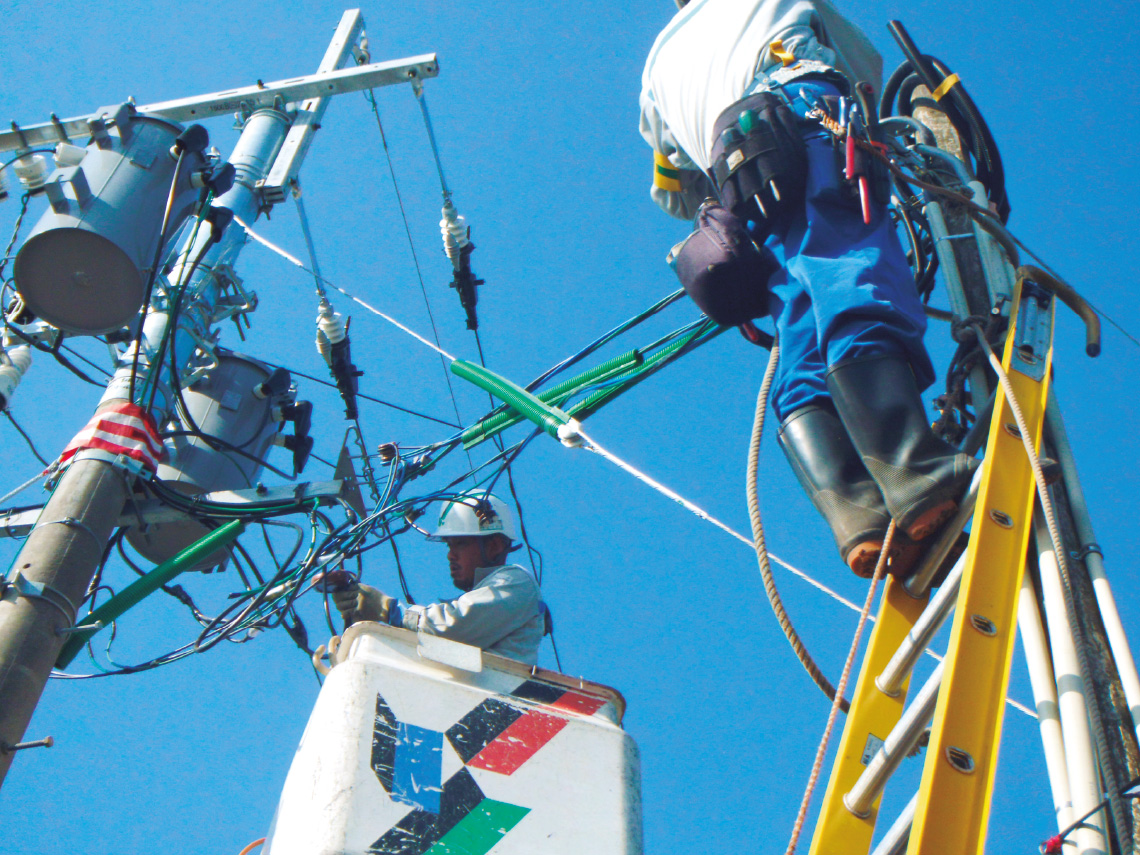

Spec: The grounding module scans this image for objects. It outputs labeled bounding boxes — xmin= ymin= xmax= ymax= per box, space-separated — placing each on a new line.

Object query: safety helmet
xmin=428 ymin=490 xmax=518 ymax=542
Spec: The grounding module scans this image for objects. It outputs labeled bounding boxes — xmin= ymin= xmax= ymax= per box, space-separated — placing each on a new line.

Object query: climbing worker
xmin=329 ymin=490 xmax=545 ymax=665
xmin=641 ymin=0 xmax=976 ymax=577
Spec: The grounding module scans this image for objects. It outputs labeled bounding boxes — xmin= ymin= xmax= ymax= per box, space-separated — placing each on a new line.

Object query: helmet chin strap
xmin=478 ymin=535 xmax=510 ymax=567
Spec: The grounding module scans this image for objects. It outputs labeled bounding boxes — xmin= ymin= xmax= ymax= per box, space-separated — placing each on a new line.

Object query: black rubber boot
xmin=778 ymin=403 xmax=895 ymax=577
xmin=826 ymin=355 xmax=979 ymax=541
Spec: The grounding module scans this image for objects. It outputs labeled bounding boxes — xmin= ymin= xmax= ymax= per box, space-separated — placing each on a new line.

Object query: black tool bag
xmin=668 ymin=199 xmax=778 ymax=326
xmin=708 ymin=90 xmax=808 ymax=243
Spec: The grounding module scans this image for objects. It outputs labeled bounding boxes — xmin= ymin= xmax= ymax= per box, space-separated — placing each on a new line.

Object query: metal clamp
xmin=1072 ymin=543 xmax=1104 ymax=562
xmin=70 ymin=448 xmax=148 ymax=479
xmin=38 ymin=516 xmax=101 ymax=545
xmin=4 ymin=571 xmax=78 ymax=624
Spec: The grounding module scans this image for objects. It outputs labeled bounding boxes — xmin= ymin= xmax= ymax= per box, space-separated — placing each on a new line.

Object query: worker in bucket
xmin=641 ymin=0 xmax=977 ymax=578
xmin=329 ymin=490 xmax=545 ymax=665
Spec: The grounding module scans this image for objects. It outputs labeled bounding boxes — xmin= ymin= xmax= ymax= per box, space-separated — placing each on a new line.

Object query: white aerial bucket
xmin=262 ymin=622 xmax=643 ymax=855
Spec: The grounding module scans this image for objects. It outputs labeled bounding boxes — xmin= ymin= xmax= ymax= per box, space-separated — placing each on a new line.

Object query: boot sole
xmin=848 ymin=541 xmax=891 ymax=579
xmin=905 ymin=499 xmax=958 ymax=542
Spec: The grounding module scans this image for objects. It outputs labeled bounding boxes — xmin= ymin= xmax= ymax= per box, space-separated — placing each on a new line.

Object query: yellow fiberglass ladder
xmin=800 ymin=23 xmax=1140 ymax=850
xmin=806 ymin=274 xmax=1132 ymax=855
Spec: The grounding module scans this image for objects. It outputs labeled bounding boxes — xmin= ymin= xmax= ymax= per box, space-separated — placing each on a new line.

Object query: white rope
xmin=573 ymin=424 xmax=866 ymax=614
xmin=233 ymin=215 xmax=457 ymax=362
xmin=569 ymin=421 xmax=1037 ymax=720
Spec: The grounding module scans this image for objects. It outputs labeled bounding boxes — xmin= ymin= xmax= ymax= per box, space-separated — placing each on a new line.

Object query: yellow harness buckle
xmin=654 ymin=151 xmax=683 ymax=193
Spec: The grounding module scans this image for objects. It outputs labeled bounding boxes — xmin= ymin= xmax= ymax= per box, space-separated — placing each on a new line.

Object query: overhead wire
xmin=363 ymin=89 xmax=468 ymax=435
xmin=3 ymin=409 xmax=49 ymax=468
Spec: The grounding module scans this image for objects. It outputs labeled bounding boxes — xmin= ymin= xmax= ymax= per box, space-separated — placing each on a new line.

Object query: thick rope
xmin=972 ymin=323 xmax=1129 ymax=848
xmin=746 ymin=341 xmax=848 ymax=711
xmin=785 ymin=523 xmax=894 ymax=855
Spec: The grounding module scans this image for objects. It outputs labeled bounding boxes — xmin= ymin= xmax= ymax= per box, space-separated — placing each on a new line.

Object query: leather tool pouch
xmin=708 ymin=91 xmax=808 ymax=243
xmin=668 ymin=199 xmax=778 ymax=326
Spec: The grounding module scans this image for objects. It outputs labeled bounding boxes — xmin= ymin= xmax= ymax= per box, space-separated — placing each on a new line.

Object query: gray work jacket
xmin=398 ymin=563 xmax=543 ymax=665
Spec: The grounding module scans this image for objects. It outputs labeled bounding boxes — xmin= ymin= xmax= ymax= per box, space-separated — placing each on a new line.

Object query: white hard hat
xmin=428 ymin=490 xmax=518 ymax=542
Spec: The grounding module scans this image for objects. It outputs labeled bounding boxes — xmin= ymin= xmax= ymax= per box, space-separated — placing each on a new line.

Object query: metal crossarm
xmin=908 ymin=277 xmax=1055 ymax=854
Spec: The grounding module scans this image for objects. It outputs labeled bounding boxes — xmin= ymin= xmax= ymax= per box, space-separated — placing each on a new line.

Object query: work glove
xmin=331 ymin=582 xmax=395 ymax=627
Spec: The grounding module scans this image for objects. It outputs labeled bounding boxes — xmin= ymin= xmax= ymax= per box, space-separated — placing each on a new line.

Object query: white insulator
xmin=12 ymin=154 xmax=49 ymax=191
xmin=440 ymin=201 xmax=470 ymax=270
xmin=316 ymin=302 xmax=345 ymax=366
xmin=0 ymin=345 xmax=32 ymax=408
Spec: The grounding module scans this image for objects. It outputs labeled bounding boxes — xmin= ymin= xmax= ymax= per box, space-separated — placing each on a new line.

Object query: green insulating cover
xmin=450 ymin=360 xmax=572 ymax=438
xmin=569 ymin=324 xmax=727 ymax=421
xmin=460 ymin=349 xmax=643 ymax=448
xmin=55 ymin=519 xmax=246 ymax=669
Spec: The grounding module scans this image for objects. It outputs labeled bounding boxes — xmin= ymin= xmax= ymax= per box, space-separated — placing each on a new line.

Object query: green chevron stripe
xmin=426 ymin=799 xmax=530 ymax=855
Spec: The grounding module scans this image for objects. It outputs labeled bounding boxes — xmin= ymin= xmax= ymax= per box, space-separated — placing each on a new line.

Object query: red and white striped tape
xmin=59 ymin=402 xmax=166 ymax=474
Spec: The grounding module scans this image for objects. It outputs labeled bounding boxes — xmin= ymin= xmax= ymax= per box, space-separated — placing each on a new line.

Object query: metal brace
xmin=1009 ymin=280 xmax=1054 ymax=382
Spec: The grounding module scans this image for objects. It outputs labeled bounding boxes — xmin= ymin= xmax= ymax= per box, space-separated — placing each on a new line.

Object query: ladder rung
xmin=877 ymin=555 xmax=964 ymax=697
xmin=870 ymin=793 xmax=915 ymax=855
xmin=844 ymin=661 xmax=944 ymax=817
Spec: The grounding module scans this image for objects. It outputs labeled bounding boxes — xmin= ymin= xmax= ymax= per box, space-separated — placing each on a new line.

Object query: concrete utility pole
xmin=0 ymin=104 xmax=292 ymax=785
xmin=0 ymin=9 xmax=437 ymax=787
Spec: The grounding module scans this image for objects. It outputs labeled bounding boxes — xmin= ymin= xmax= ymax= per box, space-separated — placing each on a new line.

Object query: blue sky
xmin=2 ymin=1 xmax=1139 ymax=853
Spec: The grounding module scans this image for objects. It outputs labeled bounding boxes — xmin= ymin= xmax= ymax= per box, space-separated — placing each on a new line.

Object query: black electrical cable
xmin=3 ymin=409 xmax=49 ymax=467
xmin=129 ymin=149 xmax=187 ymax=404
xmin=363 ymin=89 xmax=469 ymax=439
xmin=0 ymin=192 xmax=31 ymax=283
xmin=549 ymin=628 xmax=564 ymax=673
xmin=265 ymin=362 xmax=461 ymax=428
xmin=1 ymin=322 xmax=106 ymax=387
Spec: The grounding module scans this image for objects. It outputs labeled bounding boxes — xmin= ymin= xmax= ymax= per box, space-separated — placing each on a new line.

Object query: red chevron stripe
xmin=465 ymin=691 xmax=606 ymax=775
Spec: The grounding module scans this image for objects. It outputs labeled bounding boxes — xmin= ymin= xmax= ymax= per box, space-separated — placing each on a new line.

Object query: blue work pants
xmin=762 ymin=80 xmax=934 ymax=421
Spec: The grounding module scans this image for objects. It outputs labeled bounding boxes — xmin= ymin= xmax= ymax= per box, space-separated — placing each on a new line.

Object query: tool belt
xmin=708 ymin=90 xmax=808 ymax=243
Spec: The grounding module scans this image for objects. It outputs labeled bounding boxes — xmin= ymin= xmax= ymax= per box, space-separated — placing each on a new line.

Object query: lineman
xmin=641 ymin=0 xmax=976 ymax=577
xmin=331 ymin=491 xmax=545 ymax=665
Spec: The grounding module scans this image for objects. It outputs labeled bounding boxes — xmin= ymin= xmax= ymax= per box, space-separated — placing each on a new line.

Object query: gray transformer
xmin=127 ymin=352 xmax=293 ymax=570
xmin=13 ymin=103 xmax=206 ymax=335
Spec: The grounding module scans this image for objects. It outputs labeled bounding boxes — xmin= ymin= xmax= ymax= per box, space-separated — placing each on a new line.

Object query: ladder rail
xmin=907 ymin=279 xmax=1055 ymax=854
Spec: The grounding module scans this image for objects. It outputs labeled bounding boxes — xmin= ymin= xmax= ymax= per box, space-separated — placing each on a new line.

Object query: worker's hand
xmin=331 ymin=582 xmax=395 ymax=626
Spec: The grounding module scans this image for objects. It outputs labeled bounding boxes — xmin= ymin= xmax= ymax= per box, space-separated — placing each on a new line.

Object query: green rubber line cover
xmin=426 ymin=799 xmax=530 ymax=855
xmin=460 ymin=349 xmax=642 ymax=448
xmin=55 ymin=519 xmax=246 ymax=669
xmin=451 ymin=360 xmax=572 ymax=439
xmin=569 ymin=324 xmax=727 ymax=422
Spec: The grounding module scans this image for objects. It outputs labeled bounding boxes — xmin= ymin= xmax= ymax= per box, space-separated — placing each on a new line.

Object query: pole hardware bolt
xmin=1 ymin=736 xmax=53 ymax=754
xmin=1003 ymin=422 xmax=1021 ymax=438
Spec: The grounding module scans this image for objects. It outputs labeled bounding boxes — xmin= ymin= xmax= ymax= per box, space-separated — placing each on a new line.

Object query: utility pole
xmin=0 ymin=10 xmax=437 ymax=786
